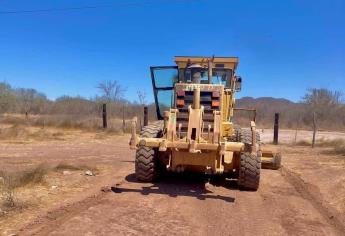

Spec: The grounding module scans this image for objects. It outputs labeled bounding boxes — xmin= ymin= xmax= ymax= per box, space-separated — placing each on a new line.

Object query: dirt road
xmin=24 ymin=170 xmax=344 ymax=236
xmin=1 ymin=131 xmax=344 ymax=236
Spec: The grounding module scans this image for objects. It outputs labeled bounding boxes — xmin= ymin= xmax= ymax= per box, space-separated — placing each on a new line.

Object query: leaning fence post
xmin=312 ymin=112 xmax=317 ymax=148
xmin=144 ymin=106 xmax=148 ymax=127
xmin=122 ymin=104 xmax=126 ymax=133
xmin=102 ymin=103 xmax=107 ymax=129
xmin=273 ymin=113 xmax=279 ymax=145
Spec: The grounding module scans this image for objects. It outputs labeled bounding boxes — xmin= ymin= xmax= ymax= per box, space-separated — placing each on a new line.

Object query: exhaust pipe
xmin=193 ymin=87 xmax=200 ymax=109
xmin=208 ymin=59 xmax=213 ymax=84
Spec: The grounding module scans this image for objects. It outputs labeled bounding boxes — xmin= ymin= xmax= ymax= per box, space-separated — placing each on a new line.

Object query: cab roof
xmin=174 ymin=56 xmax=239 ymax=71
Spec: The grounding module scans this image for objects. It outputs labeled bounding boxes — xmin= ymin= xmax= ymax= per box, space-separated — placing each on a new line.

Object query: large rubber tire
xmin=238 ymin=129 xmax=261 ymax=190
xmin=228 ymin=124 xmax=241 ymax=142
xmin=238 ymin=152 xmax=261 ymax=191
xmin=240 ymin=128 xmax=260 ymax=145
xmin=135 ymin=121 xmax=164 ymax=182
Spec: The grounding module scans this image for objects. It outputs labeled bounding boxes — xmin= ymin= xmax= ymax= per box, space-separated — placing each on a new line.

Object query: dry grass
xmin=0 ymin=125 xmax=65 ymax=141
xmin=0 ymin=165 xmax=48 ymax=189
xmin=0 ymin=123 xmax=123 ymax=144
xmin=316 ymin=138 xmax=345 ymax=147
xmin=0 ymin=114 xmax=127 ymax=133
xmin=28 ymin=129 xmax=64 ymax=141
xmin=294 ymin=138 xmax=345 ymax=156
xmin=0 ymin=124 xmax=28 ymax=139
xmin=0 ymin=162 xmax=99 ymax=210
xmin=295 ymin=139 xmax=312 ymax=146
xmin=54 ymin=163 xmax=98 ymax=174
xmin=0 ymin=164 xmax=48 ymax=209
xmin=0 ymin=175 xmax=16 ymax=208
xmin=319 ymin=138 xmax=345 ymax=156
xmin=333 ymin=145 xmax=345 ymax=155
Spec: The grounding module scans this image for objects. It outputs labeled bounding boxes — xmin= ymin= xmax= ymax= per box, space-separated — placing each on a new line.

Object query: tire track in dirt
xmin=19 ymin=188 xmax=109 ymax=236
xmin=280 ymin=166 xmax=345 ymax=235
xmin=19 ymin=169 xmax=130 ymax=236
xmin=17 ymin=165 xmax=345 ymax=235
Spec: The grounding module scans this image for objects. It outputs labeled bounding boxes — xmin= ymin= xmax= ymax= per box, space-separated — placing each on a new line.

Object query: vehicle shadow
xmin=111 ymin=173 xmax=236 ymax=203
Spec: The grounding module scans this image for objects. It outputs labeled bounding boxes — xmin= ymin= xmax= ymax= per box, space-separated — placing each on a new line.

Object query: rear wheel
xmin=135 ymin=121 xmax=164 ymax=182
xmin=228 ymin=124 xmax=241 ymax=142
xmin=240 ymin=128 xmax=260 ymax=145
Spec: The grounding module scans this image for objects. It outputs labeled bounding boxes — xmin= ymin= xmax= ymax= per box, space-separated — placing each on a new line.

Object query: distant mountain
xmin=236 ymin=96 xmax=295 ymax=107
xmin=234 ymin=96 xmax=302 ymax=128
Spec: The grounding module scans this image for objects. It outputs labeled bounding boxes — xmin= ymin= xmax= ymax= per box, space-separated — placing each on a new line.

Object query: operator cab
xmin=150 ymin=56 xmax=240 ymax=119
xmin=182 ymin=63 xmax=233 ymax=87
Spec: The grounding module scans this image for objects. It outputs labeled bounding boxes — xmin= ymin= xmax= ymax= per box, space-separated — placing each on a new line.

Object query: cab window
xmin=150 ymin=66 xmax=178 ymax=119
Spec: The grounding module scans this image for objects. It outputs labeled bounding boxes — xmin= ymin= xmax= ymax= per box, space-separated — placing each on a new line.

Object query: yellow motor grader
xmin=130 ymin=56 xmax=281 ymax=191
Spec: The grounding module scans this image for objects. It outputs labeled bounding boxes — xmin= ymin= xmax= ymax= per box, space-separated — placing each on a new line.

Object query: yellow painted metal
xmin=213 ymin=111 xmax=221 ymax=143
xmin=129 ymin=117 xmax=138 ymax=150
xmin=137 ymin=137 xmax=244 ymax=152
xmin=223 ymin=151 xmax=234 ymax=164
xmin=261 ymin=156 xmax=274 ymax=162
xmin=174 ymin=56 xmax=238 ymax=70
xmin=175 ymin=83 xmax=224 ymax=92
xmin=187 ymin=107 xmax=203 ymax=141
xmin=222 ymin=121 xmax=234 ymax=137
xmin=167 ymin=109 xmax=178 ymax=141
xmin=222 ymin=91 xmax=229 ymax=122
xmin=171 ymin=150 xmax=229 ymax=173
xmin=172 ymin=150 xmax=216 ymax=166
xmin=130 ymin=55 xmax=282 ymax=175
xmin=261 ymin=145 xmax=279 ymax=155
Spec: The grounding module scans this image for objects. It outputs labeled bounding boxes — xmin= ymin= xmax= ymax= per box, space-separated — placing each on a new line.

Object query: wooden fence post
xmin=102 ymin=103 xmax=107 ymax=129
xmin=122 ymin=104 xmax=125 ymax=133
xmin=273 ymin=113 xmax=279 ymax=145
xmin=312 ymin=112 xmax=317 ymax=148
xmin=144 ymin=106 xmax=148 ymax=127
xmin=294 ymin=116 xmax=300 ymax=144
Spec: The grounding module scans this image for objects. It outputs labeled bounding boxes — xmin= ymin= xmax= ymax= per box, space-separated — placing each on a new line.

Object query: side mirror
xmin=235 ymin=76 xmax=242 ymax=91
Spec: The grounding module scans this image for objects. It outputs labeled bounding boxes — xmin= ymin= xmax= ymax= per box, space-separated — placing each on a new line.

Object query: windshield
xmin=180 ymin=68 xmax=232 ymax=87
xmin=151 ymin=67 xmax=178 ymax=88
xmin=150 ymin=66 xmax=178 ymax=119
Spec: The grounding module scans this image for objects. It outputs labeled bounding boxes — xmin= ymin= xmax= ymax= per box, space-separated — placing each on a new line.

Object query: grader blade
xmin=261 ymin=146 xmax=282 ymax=170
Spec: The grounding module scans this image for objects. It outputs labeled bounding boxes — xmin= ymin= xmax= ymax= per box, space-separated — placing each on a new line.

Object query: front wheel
xmin=238 ymin=152 xmax=261 ymax=191
xmin=135 ymin=121 xmax=163 ymax=182
xmin=135 ymin=146 xmax=157 ymax=182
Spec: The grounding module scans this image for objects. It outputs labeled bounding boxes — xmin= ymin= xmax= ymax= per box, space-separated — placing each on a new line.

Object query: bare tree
xmin=97 ymin=80 xmax=126 ymax=102
xmin=17 ymin=88 xmax=35 ymax=114
xmin=302 ymin=88 xmax=343 ymax=147
xmin=137 ymin=90 xmax=147 ymax=105
xmin=15 ymin=88 xmax=48 ymax=115
xmin=302 ymin=89 xmax=342 ymax=116
xmin=0 ymin=82 xmax=15 ymax=113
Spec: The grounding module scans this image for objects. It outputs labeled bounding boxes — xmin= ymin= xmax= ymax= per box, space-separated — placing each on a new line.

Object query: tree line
xmin=0 ymin=81 xmax=344 ymax=131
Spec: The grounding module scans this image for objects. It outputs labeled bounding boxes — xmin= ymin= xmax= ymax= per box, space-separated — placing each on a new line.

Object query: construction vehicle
xmin=130 ymin=56 xmax=281 ymax=191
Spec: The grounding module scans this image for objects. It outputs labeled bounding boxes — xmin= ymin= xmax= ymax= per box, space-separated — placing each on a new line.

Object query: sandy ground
xmin=0 ymin=128 xmax=345 ymax=236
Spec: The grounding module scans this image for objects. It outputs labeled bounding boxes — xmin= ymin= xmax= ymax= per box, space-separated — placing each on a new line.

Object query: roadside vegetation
xmin=0 ymin=164 xmax=48 ymax=210
xmin=1 ymin=81 xmax=344 ymax=132
xmin=0 ymin=163 xmax=98 ymax=213
xmin=0 ymin=124 xmax=65 ymax=142
xmin=0 ymin=81 xmax=156 ymax=132
xmin=295 ymin=138 xmax=345 ymax=156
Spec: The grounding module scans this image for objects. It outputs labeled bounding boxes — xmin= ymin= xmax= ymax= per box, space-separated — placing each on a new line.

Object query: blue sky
xmin=0 ymin=0 xmax=344 ymax=102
